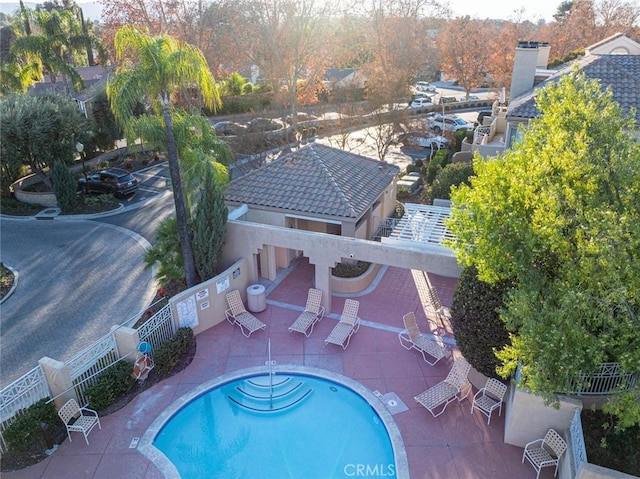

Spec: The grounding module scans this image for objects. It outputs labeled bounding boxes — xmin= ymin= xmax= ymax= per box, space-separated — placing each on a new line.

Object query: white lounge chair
xmin=225 ymin=290 xmax=266 ymax=337
xmin=470 ymin=377 xmax=507 ymax=425
xmin=324 ymin=299 xmax=360 ymax=350
xmin=522 ymin=429 xmax=567 ymax=479
xmin=288 ymin=288 xmax=325 ymax=337
xmin=398 ymin=312 xmax=451 ymax=366
xmin=57 ymin=398 xmax=101 ymax=445
xmin=414 ymin=358 xmax=471 ymax=417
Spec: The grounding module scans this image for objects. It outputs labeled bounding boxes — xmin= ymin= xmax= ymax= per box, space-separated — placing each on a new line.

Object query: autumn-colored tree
xmin=362 ymin=0 xmax=439 ymax=108
xmin=537 ymin=0 xmax=640 ymax=61
xmin=235 ymin=0 xmax=334 ymax=128
xmin=437 ymin=17 xmax=494 ymax=98
xmin=487 ymin=12 xmax=538 ymax=89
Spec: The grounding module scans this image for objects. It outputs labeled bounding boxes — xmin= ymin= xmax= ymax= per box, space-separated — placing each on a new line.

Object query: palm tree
xmin=7 ymin=6 xmax=106 ymax=92
xmin=107 ymin=26 xmax=221 ymax=288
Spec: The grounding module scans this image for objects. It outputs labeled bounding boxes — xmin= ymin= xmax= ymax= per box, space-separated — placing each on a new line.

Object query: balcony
xmin=461 ymin=103 xmax=508 ymax=158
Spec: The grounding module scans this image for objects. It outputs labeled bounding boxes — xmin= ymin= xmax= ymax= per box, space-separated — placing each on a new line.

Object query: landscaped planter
xmin=11 ymin=174 xmax=57 ymax=208
xmin=330 ymin=263 xmax=381 ymax=294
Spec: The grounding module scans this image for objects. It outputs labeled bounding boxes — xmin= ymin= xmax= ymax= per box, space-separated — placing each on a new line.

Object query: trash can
xmin=246 ymin=284 xmax=266 ymax=312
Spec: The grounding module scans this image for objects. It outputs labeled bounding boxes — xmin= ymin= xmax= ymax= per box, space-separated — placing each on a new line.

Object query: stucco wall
xmin=504 ymin=385 xmax=582 ymax=448
xmin=331 ymin=263 xmax=382 ymax=294
xmin=168 ymin=258 xmax=250 ymax=335
xmin=577 ymin=463 xmax=639 ymax=479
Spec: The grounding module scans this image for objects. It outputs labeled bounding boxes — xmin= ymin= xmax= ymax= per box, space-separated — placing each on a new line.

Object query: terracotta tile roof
xmin=225 ymin=143 xmax=399 ymax=219
xmin=508 ymin=54 xmax=640 ymax=124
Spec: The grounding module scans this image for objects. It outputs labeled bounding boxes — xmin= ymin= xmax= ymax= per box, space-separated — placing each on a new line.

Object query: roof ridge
xmin=309 ymin=144 xmax=358 ymax=217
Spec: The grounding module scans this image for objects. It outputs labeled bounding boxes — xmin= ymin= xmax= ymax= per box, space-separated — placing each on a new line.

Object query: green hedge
xmin=449 ymin=266 xmax=512 ymax=378
xmin=2 ymin=399 xmax=62 ymax=452
xmin=85 ymin=361 xmax=136 ymax=411
xmin=153 ymin=327 xmax=195 ymax=377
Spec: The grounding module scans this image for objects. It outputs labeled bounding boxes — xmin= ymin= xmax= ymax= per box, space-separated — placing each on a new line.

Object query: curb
xmin=0 ymin=264 xmax=18 ymax=305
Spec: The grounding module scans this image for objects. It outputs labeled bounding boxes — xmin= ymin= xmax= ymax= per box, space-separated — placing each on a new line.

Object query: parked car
xmin=246 ymin=117 xmax=283 ymax=132
xmin=409 ymin=97 xmax=432 ymax=108
xmin=214 ymin=121 xmax=247 ymax=136
xmin=438 ymin=96 xmax=458 ymax=105
xmin=398 ymin=131 xmax=449 ymax=149
xmin=428 ymin=114 xmax=475 ymax=133
xmin=414 ymin=81 xmax=437 ymax=93
xmin=78 ymin=168 xmax=138 ymax=197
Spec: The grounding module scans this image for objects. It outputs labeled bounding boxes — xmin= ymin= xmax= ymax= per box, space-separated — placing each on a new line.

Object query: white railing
xmin=568 ymin=362 xmax=637 ymax=396
xmin=0 ymin=366 xmax=50 ymax=452
xmin=67 ymin=332 xmax=120 ymax=407
xmin=570 ymin=408 xmax=587 ymax=474
xmin=137 ymin=304 xmax=176 ymax=350
xmin=0 ymin=303 xmax=176 ymax=452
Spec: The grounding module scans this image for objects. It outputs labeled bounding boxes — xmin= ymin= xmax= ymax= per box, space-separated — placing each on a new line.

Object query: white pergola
xmin=381 ymin=203 xmax=455 ymax=251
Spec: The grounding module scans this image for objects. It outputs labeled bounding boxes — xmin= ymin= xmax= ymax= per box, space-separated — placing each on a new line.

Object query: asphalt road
xmin=0 ymin=217 xmax=157 ymax=389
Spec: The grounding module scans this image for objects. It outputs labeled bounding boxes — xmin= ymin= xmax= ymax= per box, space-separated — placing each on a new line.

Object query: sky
xmin=0 ymin=0 xmax=562 ymax=24
xmin=448 ymin=0 xmax=560 ymax=23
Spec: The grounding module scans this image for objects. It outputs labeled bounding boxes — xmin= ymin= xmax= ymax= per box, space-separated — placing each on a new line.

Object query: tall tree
xmin=0 ymin=93 xmax=90 ymax=189
xmin=192 ymin=167 xmax=228 ymax=281
xmin=7 ymin=5 xmax=106 ymax=91
xmin=448 ymin=69 xmax=640 ymax=428
xmin=237 ymin=0 xmax=334 ymax=126
xmin=437 ymin=17 xmax=494 ymax=99
xmin=107 ymin=26 xmax=221 ymax=288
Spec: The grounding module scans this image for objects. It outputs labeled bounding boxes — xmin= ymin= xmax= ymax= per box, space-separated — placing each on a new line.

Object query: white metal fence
xmin=0 ymin=303 xmax=175 ymax=453
xmin=68 ymin=332 xmax=120 ymax=407
xmin=137 ymin=304 xmax=176 ymax=351
xmin=0 ymin=366 xmax=50 ymax=451
xmin=570 ymin=408 xmax=588 ymax=475
xmin=568 ymin=362 xmax=637 ymax=396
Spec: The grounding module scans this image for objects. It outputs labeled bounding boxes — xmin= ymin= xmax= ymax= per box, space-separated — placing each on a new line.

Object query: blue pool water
xmin=153 ymin=373 xmax=396 ymax=478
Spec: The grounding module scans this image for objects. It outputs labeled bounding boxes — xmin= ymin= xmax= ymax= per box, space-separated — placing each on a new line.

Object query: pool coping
xmin=137 ymin=364 xmax=410 ymax=479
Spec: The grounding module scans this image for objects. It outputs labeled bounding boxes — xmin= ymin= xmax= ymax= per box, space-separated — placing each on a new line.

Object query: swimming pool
xmin=139 ymin=366 xmax=409 ymax=479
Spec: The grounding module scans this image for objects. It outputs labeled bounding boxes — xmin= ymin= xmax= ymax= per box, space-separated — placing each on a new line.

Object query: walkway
xmin=4 ymin=260 xmax=542 ymax=478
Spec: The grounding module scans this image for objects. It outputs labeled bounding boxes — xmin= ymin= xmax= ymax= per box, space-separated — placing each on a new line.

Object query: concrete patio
xmin=4 ymin=259 xmax=544 ymax=479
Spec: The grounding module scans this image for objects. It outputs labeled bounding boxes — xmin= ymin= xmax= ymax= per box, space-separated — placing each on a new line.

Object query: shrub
xmin=85 ymin=361 xmax=136 ymax=411
xmin=425 ymin=149 xmax=450 ymax=184
xmin=153 ymin=327 xmax=195 ymax=377
xmin=2 ymin=399 xmax=60 ymax=452
xmin=582 ymin=408 xmax=640 ymax=476
xmin=429 ymin=161 xmax=475 ymax=202
xmin=405 ymin=163 xmax=420 ymax=175
xmin=52 ymin=161 xmax=78 ymax=213
xmin=449 ymin=266 xmax=512 ymax=378
xmin=332 ymin=261 xmax=371 ymax=278
xmin=397 ymin=187 xmax=411 ymax=199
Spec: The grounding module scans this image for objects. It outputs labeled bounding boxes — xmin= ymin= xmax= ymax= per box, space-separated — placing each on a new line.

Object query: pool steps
xmin=228 ymin=375 xmax=313 ymax=412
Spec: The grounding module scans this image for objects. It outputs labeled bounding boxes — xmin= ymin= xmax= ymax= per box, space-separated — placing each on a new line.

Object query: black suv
xmin=78 ymin=168 xmax=138 ymax=197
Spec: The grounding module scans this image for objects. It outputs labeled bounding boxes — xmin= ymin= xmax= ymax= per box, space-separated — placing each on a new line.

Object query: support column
xmin=265 ymin=244 xmax=277 ymax=281
xmin=313 ymin=262 xmax=333 ymax=312
xmin=39 ymin=357 xmax=76 ymax=410
xmin=111 ymin=325 xmax=140 ymax=363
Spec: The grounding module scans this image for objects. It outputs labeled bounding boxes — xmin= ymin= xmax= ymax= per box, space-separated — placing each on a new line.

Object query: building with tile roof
xmin=225 ymin=142 xmax=400 ymax=268
xmin=462 ymin=33 xmax=640 ymax=157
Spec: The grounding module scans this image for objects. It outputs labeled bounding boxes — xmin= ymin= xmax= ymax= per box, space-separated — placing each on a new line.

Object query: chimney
xmin=509 ymin=41 xmax=550 ymax=100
